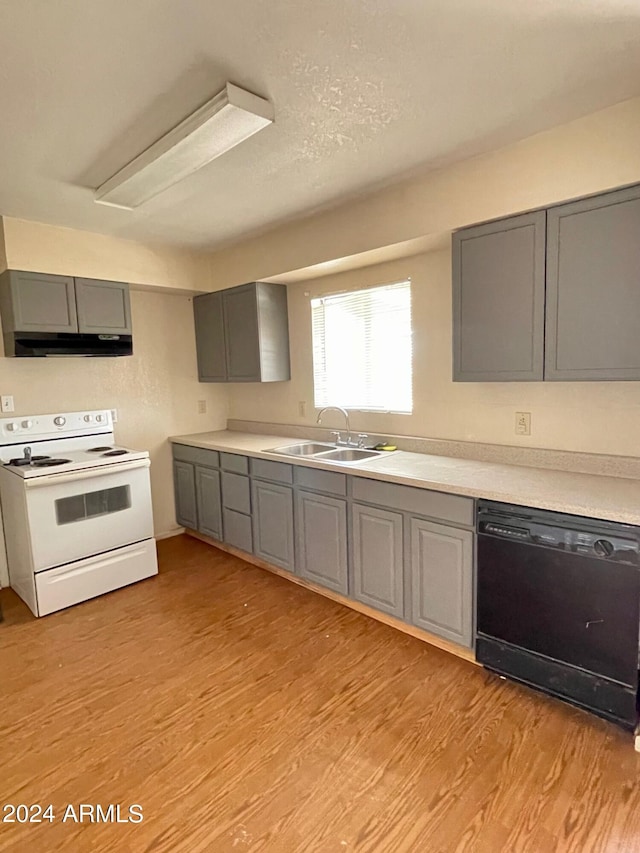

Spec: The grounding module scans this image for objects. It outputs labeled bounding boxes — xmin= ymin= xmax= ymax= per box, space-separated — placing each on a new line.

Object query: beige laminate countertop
xmin=170 ymin=430 xmax=640 ymax=526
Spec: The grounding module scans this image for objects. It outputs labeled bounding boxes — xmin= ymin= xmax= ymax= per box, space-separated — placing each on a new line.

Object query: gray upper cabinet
xmin=453 ymin=181 xmax=640 ymax=383
xmin=75 ymin=278 xmax=132 ymax=334
xmin=545 ymin=184 xmax=640 ymax=381
xmin=0 ymin=270 xmax=77 ymax=333
xmin=252 ymin=480 xmax=295 ymax=572
xmin=193 ymin=281 xmax=290 ymax=383
xmin=194 ymin=290 xmax=226 ymax=382
xmin=223 ymin=284 xmax=262 ymax=381
xmin=296 ymin=491 xmax=348 ymax=595
xmin=173 ymin=460 xmax=197 ymax=530
xmin=453 ymin=212 xmax=546 ymax=382
xmin=196 ymin=466 xmax=222 ymax=541
xmin=409 ymin=518 xmax=473 ymax=648
xmin=352 ymin=503 xmax=404 ymax=619
xmin=0 ymin=270 xmax=131 ymax=343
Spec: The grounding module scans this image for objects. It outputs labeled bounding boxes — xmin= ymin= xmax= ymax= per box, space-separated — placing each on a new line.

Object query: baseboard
xmin=155 ymin=527 xmax=185 ymax=541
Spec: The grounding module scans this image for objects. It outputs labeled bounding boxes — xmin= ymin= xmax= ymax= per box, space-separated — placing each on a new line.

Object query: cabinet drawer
xmin=351 ymin=477 xmax=473 ymax=527
xmin=220 ymin=452 xmax=249 ymax=474
xmin=223 ymin=509 xmax=253 ymax=553
xmin=221 ymin=471 xmax=251 ymax=513
xmin=172 ymin=444 xmax=219 ymax=468
xmin=251 ymin=457 xmax=293 ymax=484
xmin=294 ymin=466 xmax=347 ymax=496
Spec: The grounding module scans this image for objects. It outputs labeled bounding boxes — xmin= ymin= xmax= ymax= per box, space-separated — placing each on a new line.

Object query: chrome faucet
xmin=316 ymin=406 xmax=356 ymax=447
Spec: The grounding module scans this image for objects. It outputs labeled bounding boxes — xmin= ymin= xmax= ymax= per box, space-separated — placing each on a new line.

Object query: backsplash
xmin=228 ymin=419 xmax=640 ymax=479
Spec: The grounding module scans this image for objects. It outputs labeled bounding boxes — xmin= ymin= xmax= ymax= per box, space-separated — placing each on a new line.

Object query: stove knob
xmin=84 ymin=415 xmax=93 ymax=422
xmin=54 ymin=416 xmax=66 ymax=426
xmin=21 ymin=420 xmax=33 ymax=429
xmin=96 ymin=414 xmax=104 ymax=423
xmin=5 ymin=422 xmax=17 ymax=432
xmin=594 ymin=539 xmax=615 ymax=557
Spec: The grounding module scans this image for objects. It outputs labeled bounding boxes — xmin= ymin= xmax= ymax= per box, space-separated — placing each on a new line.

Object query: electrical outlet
xmin=198 ymin=400 xmax=207 ymax=414
xmin=1 ymin=395 xmax=14 ymax=414
xmin=110 ymin=408 xmax=118 ymax=423
xmin=298 ymin=401 xmax=306 ymax=417
xmin=515 ymin=411 xmax=531 ymax=435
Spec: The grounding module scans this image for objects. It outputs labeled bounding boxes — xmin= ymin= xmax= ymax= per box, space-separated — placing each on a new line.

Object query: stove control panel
xmin=0 ymin=410 xmax=113 ymax=443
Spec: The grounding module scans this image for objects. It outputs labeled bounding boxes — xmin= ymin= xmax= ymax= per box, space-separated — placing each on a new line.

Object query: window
xmin=55 ymin=485 xmax=131 ymax=525
xmin=311 ymin=280 xmax=412 ymax=413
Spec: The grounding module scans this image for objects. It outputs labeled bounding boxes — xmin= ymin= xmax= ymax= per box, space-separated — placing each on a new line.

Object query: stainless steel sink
xmin=267 ymin=442 xmax=335 ymax=457
xmin=315 ymin=448 xmax=383 ymax=463
xmin=266 ymin=442 xmax=385 ymax=464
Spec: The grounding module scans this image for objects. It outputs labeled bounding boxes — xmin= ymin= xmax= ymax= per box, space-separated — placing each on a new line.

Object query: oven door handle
xmin=24 ymin=458 xmax=150 ymax=488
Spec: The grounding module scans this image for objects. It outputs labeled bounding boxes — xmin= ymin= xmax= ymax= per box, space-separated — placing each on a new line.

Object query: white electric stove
xmin=0 ymin=410 xmax=158 ymax=616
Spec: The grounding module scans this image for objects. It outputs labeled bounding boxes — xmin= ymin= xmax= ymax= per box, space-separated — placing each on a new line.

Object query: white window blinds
xmin=311 ymin=280 xmax=412 ymax=413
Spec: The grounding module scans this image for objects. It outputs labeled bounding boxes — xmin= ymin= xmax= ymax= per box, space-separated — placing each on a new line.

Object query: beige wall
xmin=227 ymin=251 xmax=640 ymax=458
xmin=0 ymin=219 xmax=6 ymax=273
xmin=0 ymin=289 xmax=229 ymax=585
xmin=2 ymin=216 xmax=210 ymax=292
xmin=208 ymin=95 xmax=640 ymax=285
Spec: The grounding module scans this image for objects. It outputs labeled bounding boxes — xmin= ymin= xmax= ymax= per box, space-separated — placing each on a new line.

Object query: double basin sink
xmin=266 ymin=442 xmax=385 ymax=465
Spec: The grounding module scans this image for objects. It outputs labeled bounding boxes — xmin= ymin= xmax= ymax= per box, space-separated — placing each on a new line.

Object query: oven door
xmin=24 ymin=460 xmax=154 ymax=571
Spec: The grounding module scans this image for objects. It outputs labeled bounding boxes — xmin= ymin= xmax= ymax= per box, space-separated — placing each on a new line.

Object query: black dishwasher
xmin=476 ymin=501 xmax=640 ymax=729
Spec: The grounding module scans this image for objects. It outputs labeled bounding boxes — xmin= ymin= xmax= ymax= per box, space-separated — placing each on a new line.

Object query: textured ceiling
xmin=1 ymin=0 xmax=640 ymax=250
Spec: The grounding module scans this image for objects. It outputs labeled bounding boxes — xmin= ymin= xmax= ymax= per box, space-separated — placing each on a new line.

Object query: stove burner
xmin=7 ymin=455 xmax=50 ymax=466
xmin=32 ymin=458 xmax=71 ymax=467
xmin=87 ymin=446 xmax=113 ymax=452
xmin=102 ymin=449 xmax=128 ymax=457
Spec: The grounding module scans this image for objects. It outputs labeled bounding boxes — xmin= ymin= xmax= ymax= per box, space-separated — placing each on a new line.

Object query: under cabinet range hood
xmin=0 ymin=270 xmax=134 ymax=357
xmin=8 ymin=332 xmax=133 ymax=357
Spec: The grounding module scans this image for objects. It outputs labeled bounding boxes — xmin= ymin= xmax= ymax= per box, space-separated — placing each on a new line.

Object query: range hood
xmin=8 ymin=332 xmax=133 ymax=357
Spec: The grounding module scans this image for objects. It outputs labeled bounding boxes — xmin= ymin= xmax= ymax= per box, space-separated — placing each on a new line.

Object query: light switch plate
xmin=1 ymin=395 xmax=15 ymax=413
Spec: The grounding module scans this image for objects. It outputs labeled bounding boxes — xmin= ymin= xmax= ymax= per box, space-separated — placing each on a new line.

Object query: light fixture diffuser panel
xmin=94 ymin=83 xmax=274 ymax=209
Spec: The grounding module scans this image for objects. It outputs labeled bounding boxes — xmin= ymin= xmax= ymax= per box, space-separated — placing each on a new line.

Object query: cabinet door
xmin=196 ymin=466 xmax=222 ymax=540
xmin=452 ymin=212 xmax=546 ymax=381
xmin=252 ymin=481 xmax=294 ymax=572
xmin=173 ymin=461 xmax=197 ymax=529
xmin=221 ymin=472 xmax=251 ymax=514
xmin=546 ymin=185 xmax=640 ymax=380
xmin=352 ymin=503 xmax=404 ymax=618
xmin=410 ymin=518 xmax=473 ymax=648
xmin=75 ymin=279 xmax=131 ymax=334
xmin=8 ymin=271 xmax=78 ymax=332
xmin=193 ymin=291 xmax=227 ymax=382
xmin=223 ymin=509 xmax=253 ymax=553
xmin=296 ymin=491 xmax=348 ymax=594
xmin=223 ymin=284 xmax=261 ymax=381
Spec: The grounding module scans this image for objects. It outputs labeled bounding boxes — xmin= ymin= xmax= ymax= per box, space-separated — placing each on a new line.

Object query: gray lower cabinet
xmin=409 ymin=518 xmax=473 ymax=647
xmin=75 ymin=278 xmax=132 ymax=334
xmin=223 ymin=509 xmax=253 ymax=553
xmin=171 ymin=445 xmax=477 ymax=651
xmin=193 ymin=281 xmax=290 ymax=383
xmin=352 ymin=503 xmax=404 ymax=618
xmin=452 ymin=212 xmax=546 ymax=382
xmin=173 ymin=461 xmax=197 ymax=529
xmin=545 ymin=184 xmax=640 ymax=381
xmin=195 ymin=467 xmax=222 ymax=540
xmin=296 ymin=490 xmax=348 ymax=594
xmin=252 ymin=480 xmax=294 ymax=571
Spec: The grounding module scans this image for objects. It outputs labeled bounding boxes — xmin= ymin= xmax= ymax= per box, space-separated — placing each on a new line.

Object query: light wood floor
xmin=1 ymin=535 xmax=640 ymax=853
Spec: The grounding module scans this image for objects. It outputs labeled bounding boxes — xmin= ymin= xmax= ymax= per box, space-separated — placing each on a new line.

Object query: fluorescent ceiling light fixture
xmin=94 ymin=82 xmax=274 ymax=209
